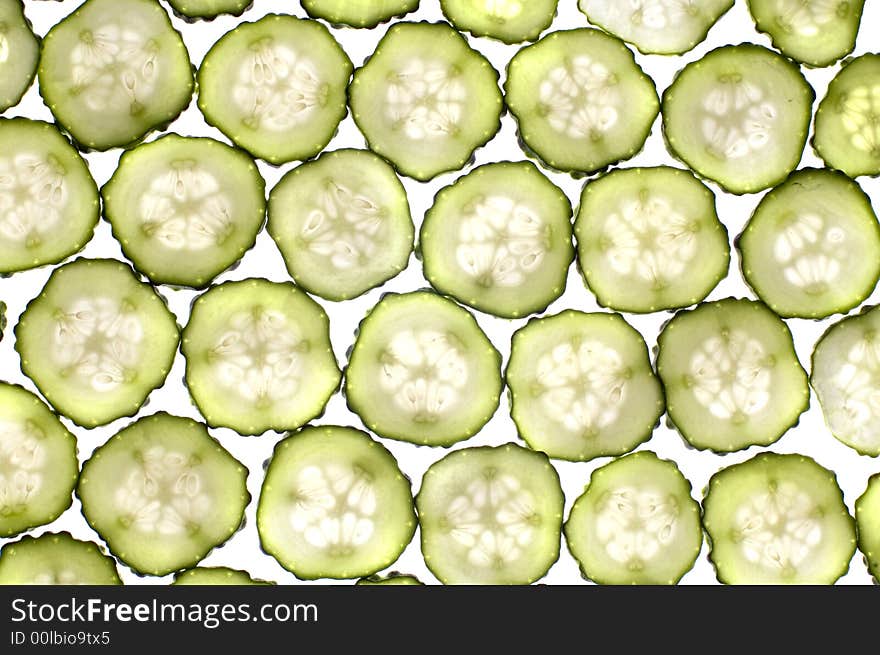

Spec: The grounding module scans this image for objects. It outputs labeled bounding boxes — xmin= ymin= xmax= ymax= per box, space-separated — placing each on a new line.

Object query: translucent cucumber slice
xmin=578 ymin=0 xmax=733 ymax=55
xmin=165 ymin=0 xmax=252 ymax=20
xmin=302 ymin=0 xmax=419 ymax=28
xmin=565 ymin=451 xmax=702 ymax=584
xmin=182 ymin=278 xmax=341 ymax=435
xmin=268 ymin=149 xmax=414 ymax=301
xmin=575 ymin=166 xmax=729 ymax=313
xmin=421 ymin=161 xmax=573 ymax=319
xmin=0 ymin=0 xmax=39 ymax=111
xmin=102 ymin=134 xmax=266 ymax=288
xmin=349 ymin=22 xmax=503 ymax=181
xmin=507 ymin=310 xmax=663 ymax=462
xmin=198 ymin=15 xmax=351 ymax=165
xmin=656 ymin=299 xmax=809 ymax=452
xmin=440 ymin=0 xmax=557 ymax=44
xmin=662 ymin=44 xmax=813 ymax=194
xmin=856 ymin=474 xmax=880 ymax=581
xmin=38 ymin=0 xmax=194 ymax=151
xmin=813 ymin=54 xmax=880 ymax=178
xmin=703 ymin=453 xmax=856 ymax=584
xmin=505 ymin=28 xmax=658 ymax=174
xmin=738 ymin=169 xmax=880 ymax=319
xmin=78 ymin=412 xmax=249 ymax=577
xmin=0 ymin=118 xmax=99 ymax=274
xmin=416 ymin=443 xmax=563 ymax=584
xmin=747 ymin=0 xmax=865 ymax=67
xmin=345 ymin=291 xmax=502 ymax=447
xmin=0 ymin=532 xmax=122 ymax=585
xmin=15 ymin=258 xmax=179 ymax=429
xmin=357 ymin=572 xmax=422 ymax=585
xmin=172 ymin=567 xmax=272 ymax=585
xmin=257 ymin=425 xmax=417 ymax=580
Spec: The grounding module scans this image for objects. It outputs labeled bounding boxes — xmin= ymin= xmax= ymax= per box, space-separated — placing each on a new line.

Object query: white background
xmin=2 ymin=0 xmax=879 ymax=585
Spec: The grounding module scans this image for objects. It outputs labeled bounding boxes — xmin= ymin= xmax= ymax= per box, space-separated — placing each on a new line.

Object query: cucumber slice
xmin=257 ymin=425 xmax=416 ymax=580
xmin=102 ymin=134 xmax=266 ymax=289
xmin=0 ymin=118 xmax=99 ymax=274
xmin=703 ymin=453 xmax=856 ymax=584
xmin=356 ymin=572 xmax=422 ymax=585
xmin=38 ymin=0 xmax=194 ymax=151
xmin=564 ymin=452 xmax=702 ymax=584
xmin=0 ymin=300 xmax=5 ymax=340
xmin=656 ymin=299 xmax=809 ymax=452
xmin=0 ymin=0 xmax=39 ymax=111
xmin=856 ymin=474 xmax=880 ymax=582
xmin=421 ymin=161 xmax=573 ymax=319
xmin=78 ymin=412 xmax=249 ymax=577
xmin=301 ymin=0 xmax=419 ymax=28
xmin=738 ymin=168 xmax=880 ymax=319
xmin=747 ymin=0 xmax=865 ymax=67
xmin=0 ymin=532 xmax=122 ymax=585
xmin=813 ymin=54 xmax=880 ymax=178
xmin=165 ymin=0 xmax=252 ymax=21
xmin=416 ymin=443 xmax=563 ymax=584
xmin=574 ymin=166 xmax=729 ymax=313
xmin=440 ymin=0 xmax=557 ymax=44
xmin=662 ymin=44 xmax=813 ymax=194
xmin=506 ymin=310 xmax=663 ymax=462
xmin=267 ymin=149 xmax=414 ymax=301
xmin=349 ymin=22 xmax=503 ymax=182
xmin=198 ymin=15 xmax=351 ymax=165
xmin=345 ymin=291 xmax=502 ymax=447
xmin=182 ymin=279 xmax=340 ymax=435
xmin=577 ymin=0 xmax=732 ymax=55
xmin=15 ymin=258 xmax=179 ymax=429
xmin=172 ymin=567 xmax=272 ymax=585
xmin=505 ymin=29 xmax=658 ymax=174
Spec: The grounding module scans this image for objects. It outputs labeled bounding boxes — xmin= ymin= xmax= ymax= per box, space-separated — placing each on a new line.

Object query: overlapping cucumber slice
xmin=301 ymin=0 xmax=419 ymax=28
xmin=172 ymin=567 xmax=272 ymax=585
xmin=0 ymin=0 xmax=39 ymax=111
xmin=165 ymin=0 xmax=252 ymax=20
xmin=0 ymin=532 xmax=122 ymax=585
xmin=357 ymin=572 xmax=422 ymax=585
xmin=440 ymin=0 xmax=557 ymax=43
xmin=856 ymin=474 xmax=880 ymax=582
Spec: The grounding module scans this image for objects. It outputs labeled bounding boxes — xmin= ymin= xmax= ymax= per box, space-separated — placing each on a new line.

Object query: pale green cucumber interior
xmin=173 ymin=566 xmax=272 ymax=585
xmin=0 ymin=532 xmax=122 ymax=585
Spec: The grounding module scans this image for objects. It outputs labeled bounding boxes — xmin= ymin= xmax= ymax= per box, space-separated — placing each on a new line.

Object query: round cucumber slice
xmin=0 ymin=383 xmax=78 ymax=538
xmin=267 ymin=149 xmax=414 ymax=301
xmin=578 ymin=0 xmax=732 ymax=55
xmin=656 ymin=298 xmax=809 ymax=452
xmin=0 ymin=0 xmax=39 ymax=111
xmin=814 ymin=54 xmax=880 ymax=178
xmin=747 ymin=0 xmax=865 ymax=67
xmin=182 ymin=278 xmax=341 ymax=436
xmin=507 ymin=310 xmax=664 ymax=462
xmin=575 ymin=166 xmax=729 ymax=313
xmin=302 ymin=0 xmax=419 ymax=28
xmin=0 ymin=118 xmax=99 ymax=274
xmin=102 ymin=134 xmax=266 ymax=289
xmin=662 ymin=44 xmax=814 ymax=194
xmin=165 ymin=0 xmax=252 ymax=20
xmin=421 ymin=161 xmax=573 ymax=319
xmin=38 ymin=0 xmax=194 ymax=151
xmin=257 ymin=425 xmax=417 ymax=580
xmin=345 ymin=291 xmax=502 ymax=447
xmin=356 ymin=572 xmax=422 ymax=585
xmin=856 ymin=474 xmax=880 ymax=582
xmin=172 ymin=567 xmax=272 ymax=585
xmin=738 ymin=168 xmax=880 ymax=319
xmin=565 ymin=451 xmax=702 ymax=585
xmin=0 ymin=532 xmax=122 ymax=585
xmin=78 ymin=412 xmax=249 ymax=577
xmin=703 ymin=453 xmax=856 ymax=584
xmin=198 ymin=15 xmax=351 ymax=166
xmin=417 ymin=443 xmax=563 ymax=584
xmin=505 ymin=28 xmax=659 ymax=174
xmin=350 ymin=22 xmax=503 ymax=182
xmin=440 ymin=0 xmax=557 ymax=44
xmin=15 ymin=258 xmax=179 ymax=429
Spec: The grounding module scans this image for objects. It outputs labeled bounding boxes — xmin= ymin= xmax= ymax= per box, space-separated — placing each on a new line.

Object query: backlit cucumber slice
xmin=0 ymin=0 xmax=39 ymax=111
xmin=165 ymin=0 xmax=252 ymax=20
xmin=0 ymin=532 xmax=122 ymax=585
xmin=856 ymin=473 xmax=880 ymax=582
xmin=301 ymin=0 xmax=419 ymax=28
xmin=440 ymin=0 xmax=558 ymax=44
xmin=172 ymin=567 xmax=272 ymax=585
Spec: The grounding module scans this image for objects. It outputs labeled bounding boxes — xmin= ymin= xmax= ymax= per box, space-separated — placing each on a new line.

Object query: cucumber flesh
xmin=416 ymin=443 xmax=563 ymax=584
xmin=257 ymin=426 xmax=417 ymax=580
xmin=345 ymin=291 xmax=502 ymax=447
xmin=505 ymin=28 xmax=658 ymax=174
xmin=165 ymin=0 xmax=252 ymax=20
xmin=268 ymin=149 xmax=414 ymax=301
xmin=507 ymin=310 xmax=664 ymax=462
xmin=421 ymin=161 xmax=573 ymax=319
xmin=565 ymin=451 xmax=702 ymax=584
xmin=302 ymin=0 xmax=419 ymax=28
xmin=357 ymin=572 xmax=422 ymax=585
xmin=656 ymin=299 xmax=809 ymax=452
xmin=575 ymin=166 xmax=729 ymax=313
xmin=738 ymin=169 xmax=880 ymax=319
xmin=703 ymin=453 xmax=856 ymax=584
xmin=182 ymin=279 xmax=341 ymax=435
xmin=102 ymin=134 xmax=266 ymax=288
xmin=15 ymin=258 xmax=180 ymax=429
xmin=172 ymin=567 xmax=272 ymax=585
xmin=855 ymin=474 xmax=880 ymax=582
xmin=440 ymin=0 xmax=557 ymax=44
xmin=0 ymin=532 xmax=122 ymax=585
xmin=0 ymin=0 xmax=39 ymax=111
xmin=78 ymin=412 xmax=249 ymax=577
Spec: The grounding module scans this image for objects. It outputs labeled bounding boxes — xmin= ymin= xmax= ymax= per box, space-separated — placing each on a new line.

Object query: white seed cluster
xmin=0 ymin=30 xmax=8 ymax=64
xmin=701 ymin=78 xmax=777 ymax=159
xmin=774 ymin=0 xmax=839 ymax=37
xmin=594 ymin=487 xmax=679 ymax=567
xmin=841 ymin=85 xmax=880 ymax=155
xmin=539 ymin=55 xmax=620 ymax=139
xmin=479 ymin=0 xmax=525 ymax=20
xmin=385 ymin=58 xmax=467 ymax=140
xmin=0 ymin=153 xmax=67 ymax=245
xmin=31 ymin=571 xmax=84 ymax=584
xmin=826 ymin=335 xmax=880 ymax=450
xmin=773 ymin=212 xmax=847 ymax=293
xmin=0 ymin=420 xmax=45 ymax=516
